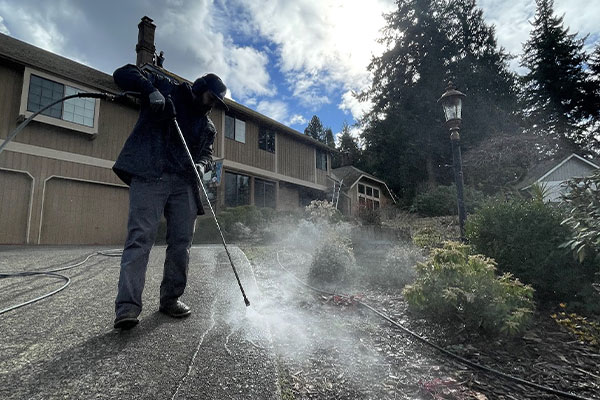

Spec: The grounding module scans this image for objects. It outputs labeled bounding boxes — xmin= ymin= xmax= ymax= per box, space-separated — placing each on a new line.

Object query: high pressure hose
xmin=0 ymin=250 xmax=122 ymax=315
xmin=274 ymin=251 xmax=595 ymax=400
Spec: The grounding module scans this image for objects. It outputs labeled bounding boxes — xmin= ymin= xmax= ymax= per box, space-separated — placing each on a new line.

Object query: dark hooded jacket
xmin=112 ymin=64 xmax=216 ymax=215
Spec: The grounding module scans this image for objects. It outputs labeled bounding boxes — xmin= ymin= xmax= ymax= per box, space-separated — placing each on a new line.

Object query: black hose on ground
xmin=274 ymin=251 xmax=595 ymax=400
xmin=0 ymin=249 xmax=122 ymax=315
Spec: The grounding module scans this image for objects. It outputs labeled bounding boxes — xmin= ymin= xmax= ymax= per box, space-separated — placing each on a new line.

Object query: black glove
xmin=148 ymin=89 xmax=165 ymax=112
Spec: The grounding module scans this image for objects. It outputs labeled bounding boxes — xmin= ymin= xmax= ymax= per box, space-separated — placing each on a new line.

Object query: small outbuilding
xmin=517 ymin=153 xmax=599 ymax=202
xmin=330 ymin=166 xmax=396 ymax=216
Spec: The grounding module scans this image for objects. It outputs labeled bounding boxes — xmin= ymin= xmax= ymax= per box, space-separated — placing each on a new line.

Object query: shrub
xmin=403 ymin=242 xmax=535 ymax=336
xmin=411 ymin=185 xmax=486 ymax=217
xmin=368 ymin=243 xmax=422 ymax=289
xmin=305 ymin=200 xmax=343 ymax=224
xmin=561 ymin=170 xmax=600 ymax=264
xmin=412 ymin=227 xmax=443 ymax=249
xmin=357 ymin=207 xmax=382 ymax=226
xmin=466 ymin=199 xmax=598 ymax=306
xmin=308 ymin=231 xmax=356 ymax=288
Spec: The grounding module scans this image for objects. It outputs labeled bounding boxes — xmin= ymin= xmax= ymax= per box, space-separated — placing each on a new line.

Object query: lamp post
xmin=438 ymin=82 xmax=467 ymax=241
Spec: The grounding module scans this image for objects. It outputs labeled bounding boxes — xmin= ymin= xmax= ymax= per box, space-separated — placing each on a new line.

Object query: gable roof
xmin=331 ymin=165 xmax=396 ymax=203
xmin=0 ymin=33 xmax=119 ymax=93
xmin=0 ymin=32 xmax=335 ymax=153
xmin=518 ymin=153 xmax=599 ymax=190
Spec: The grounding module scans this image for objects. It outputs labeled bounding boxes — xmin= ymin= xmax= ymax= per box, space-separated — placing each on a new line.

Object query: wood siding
xmin=277 ymin=134 xmax=315 ymax=182
xmin=224 ymin=118 xmax=275 ymax=171
xmin=0 ymin=151 xmax=127 ymax=244
xmin=0 ymin=64 xmax=139 ymax=161
xmin=0 ymin=169 xmax=32 ymax=244
xmin=40 ymin=177 xmax=129 ymax=245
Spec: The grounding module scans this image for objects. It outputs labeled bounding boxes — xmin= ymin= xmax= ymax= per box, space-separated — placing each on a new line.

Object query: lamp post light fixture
xmin=438 ymin=82 xmax=467 ymax=241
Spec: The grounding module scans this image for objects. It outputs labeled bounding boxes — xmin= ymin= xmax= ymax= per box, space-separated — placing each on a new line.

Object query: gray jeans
xmin=115 ymin=173 xmax=198 ymax=318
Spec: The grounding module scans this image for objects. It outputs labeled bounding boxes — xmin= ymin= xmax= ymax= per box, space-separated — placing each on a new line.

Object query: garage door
xmin=40 ymin=178 xmax=129 ymax=245
xmin=0 ymin=169 xmax=32 ymax=244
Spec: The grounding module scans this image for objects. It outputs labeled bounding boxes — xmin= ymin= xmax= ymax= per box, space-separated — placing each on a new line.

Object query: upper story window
xmin=225 ymin=114 xmax=246 ymax=143
xmin=19 ymin=67 xmax=100 ymax=135
xmin=258 ymin=127 xmax=275 ymax=153
xmin=316 ymin=149 xmax=327 ymax=170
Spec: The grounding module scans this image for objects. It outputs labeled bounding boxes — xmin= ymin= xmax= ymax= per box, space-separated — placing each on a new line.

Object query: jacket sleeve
xmin=197 ymin=121 xmax=216 ymax=172
xmin=113 ymin=64 xmax=157 ymax=97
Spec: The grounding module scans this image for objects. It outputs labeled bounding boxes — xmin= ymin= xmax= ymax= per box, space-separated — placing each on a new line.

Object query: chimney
xmin=136 ymin=16 xmax=156 ymax=67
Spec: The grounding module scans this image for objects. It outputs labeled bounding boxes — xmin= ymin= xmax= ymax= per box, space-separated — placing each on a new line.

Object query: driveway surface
xmin=0 ymin=245 xmax=280 ymax=400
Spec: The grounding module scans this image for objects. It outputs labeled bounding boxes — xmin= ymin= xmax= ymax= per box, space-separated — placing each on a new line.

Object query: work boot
xmin=114 ymin=312 xmax=139 ymax=330
xmin=159 ymin=300 xmax=191 ymax=318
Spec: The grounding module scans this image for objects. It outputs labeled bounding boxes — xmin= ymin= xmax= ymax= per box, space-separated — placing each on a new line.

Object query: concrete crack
xmin=170 ymin=296 xmax=218 ymax=400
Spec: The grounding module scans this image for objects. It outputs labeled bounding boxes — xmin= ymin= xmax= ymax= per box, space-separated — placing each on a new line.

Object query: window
xmin=20 ymin=67 xmax=100 ymax=135
xmin=224 ymin=172 xmax=249 ymax=207
xmin=316 ymin=149 xmax=327 ymax=170
xmin=254 ymin=178 xmax=276 ymax=208
xmin=357 ymin=182 xmax=381 ymax=210
xmin=225 ymin=114 xmax=245 ymax=143
xmin=258 ymin=127 xmax=275 ymax=153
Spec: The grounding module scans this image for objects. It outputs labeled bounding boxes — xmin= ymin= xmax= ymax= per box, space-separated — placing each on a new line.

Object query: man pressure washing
xmin=111 ymin=63 xmax=228 ymax=330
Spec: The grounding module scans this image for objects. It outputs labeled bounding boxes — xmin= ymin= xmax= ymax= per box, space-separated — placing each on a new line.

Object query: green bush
xmin=366 ymin=243 xmax=422 ymax=289
xmin=403 ymin=242 xmax=535 ymax=336
xmin=466 ymin=199 xmax=598 ymax=306
xmin=411 ymin=185 xmax=486 ymax=217
xmin=309 ymin=233 xmax=356 ymax=288
xmin=305 ymin=200 xmax=343 ymax=224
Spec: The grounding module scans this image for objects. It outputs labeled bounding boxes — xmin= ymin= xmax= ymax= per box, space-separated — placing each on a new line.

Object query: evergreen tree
xmin=359 ymin=0 xmax=520 ymax=200
xmin=333 ymin=122 xmax=361 ymax=168
xmin=304 ymin=115 xmax=325 ymax=142
xmin=520 ymin=0 xmax=589 ymax=148
xmin=324 ymin=127 xmax=335 ymax=148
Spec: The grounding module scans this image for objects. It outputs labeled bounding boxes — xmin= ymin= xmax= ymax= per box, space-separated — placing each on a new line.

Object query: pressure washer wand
xmin=171 ymin=117 xmax=250 ymax=307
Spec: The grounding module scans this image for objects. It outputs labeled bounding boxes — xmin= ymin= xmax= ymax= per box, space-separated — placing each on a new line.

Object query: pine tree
xmin=333 ymin=122 xmax=361 ymax=168
xmin=359 ymin=0 xmax=520 ymax=199
xmin=324 ymin=127 xmax=335 ymax=148
xmin=304 ymin=115 xmax=325 ymax=142
xmin=520 ymin=0 xmax=589 ymax=148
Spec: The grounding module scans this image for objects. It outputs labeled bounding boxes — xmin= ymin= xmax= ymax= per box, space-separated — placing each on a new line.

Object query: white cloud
xmin=238 ymin=0 xmax=395 ymax=119
xmin=0 ymin=2 xmax=68 ymax=54
xmin=256 ymin=99 xmax=289 ymax=123
xmin=158 ymin=1 xmax=274 ymax=101
xmin=289 ymin=114 xmax=308 ymax=125
xmin=339 ymin=89 xmax=372 ymax=122
xmin=0 ymin=16 xmax=10 ymax=34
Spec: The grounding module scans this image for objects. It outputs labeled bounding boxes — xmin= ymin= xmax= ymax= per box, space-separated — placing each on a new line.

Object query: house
xmin=0 ymin=16 xmax=334 ymax=245
xmin=331 ymin=165 xmax=396 ymax=216
xmin=517 ymin=153 xmax=599 ymax=202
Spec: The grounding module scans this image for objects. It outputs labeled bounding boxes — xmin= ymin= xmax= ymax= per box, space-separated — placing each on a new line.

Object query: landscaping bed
xmin=243 ymin=245 xmax=600 ymax=400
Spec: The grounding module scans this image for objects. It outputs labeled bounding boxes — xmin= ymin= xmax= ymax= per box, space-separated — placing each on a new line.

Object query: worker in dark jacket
xmin=112 ymin=64 xmax=228 ymax=330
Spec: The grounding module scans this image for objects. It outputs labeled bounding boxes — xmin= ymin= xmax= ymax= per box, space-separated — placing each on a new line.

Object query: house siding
xmin=277 ymin=134 xmax=315 ymax=182
xmin=543 ymin=158 xmax=597 ymax=182
xmin=0 ymin=33 xmax=334 ymax=245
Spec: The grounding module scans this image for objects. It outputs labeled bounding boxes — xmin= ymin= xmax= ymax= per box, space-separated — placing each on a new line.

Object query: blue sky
xmin=0 ymin=0 xmax=598 ymax=141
